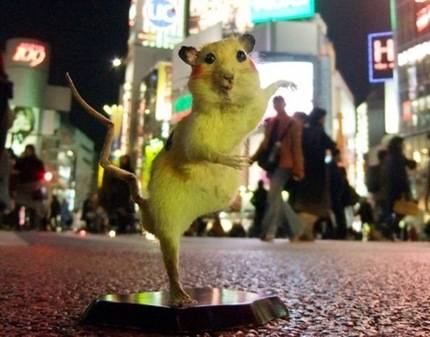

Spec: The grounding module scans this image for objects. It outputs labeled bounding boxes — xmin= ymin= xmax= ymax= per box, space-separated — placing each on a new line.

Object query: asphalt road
xmin=0 ymin=231 xmax=429 ymax=336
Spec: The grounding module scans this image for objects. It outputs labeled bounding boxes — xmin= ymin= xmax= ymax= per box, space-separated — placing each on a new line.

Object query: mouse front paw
xmin=278 ymin=80 xmax=297 ymax=91
xmin=218 ymin=155 xmax=250 ymax=170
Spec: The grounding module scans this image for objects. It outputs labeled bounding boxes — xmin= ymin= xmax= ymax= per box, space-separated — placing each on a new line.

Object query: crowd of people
xmin=0 ymin=142 xmax=138 ymax=233
xmin=0 ymin=84 xmax=426 ymax=240
xmin=364 ymin=136 xmax=419 ymax=240
xmin=245 ymin=95 xmax=425 ymax=242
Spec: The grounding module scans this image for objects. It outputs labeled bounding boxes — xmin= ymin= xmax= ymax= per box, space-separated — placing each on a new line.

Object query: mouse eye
xmin=236 ymin=50 xmax=247 ymax=62
xmin=204 ymin=53 xmax=216 ymax=64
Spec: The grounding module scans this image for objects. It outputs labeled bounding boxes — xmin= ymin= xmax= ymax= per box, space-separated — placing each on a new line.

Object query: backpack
xmin=256 ymin=118 xmax=291 ymax=173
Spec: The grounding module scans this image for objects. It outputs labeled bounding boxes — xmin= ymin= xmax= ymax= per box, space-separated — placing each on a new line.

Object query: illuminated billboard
xmin=7 ymin=39 xmax=49 ymax=71
xmin=136 ymin=0 xmax=186 ymax=49
xmin=415 ymin=0 xmax=430 ymax=34
xmin=251 ymin=0 xmax=316 ymax=24
xmin=155 ymin=62 xmax=173 ymax=121
xmin=256 ymin=61 xmax=314 ymax=117
xmin=172 ymin=93 xmax=192 ymax=123
xmin=368 ymin=32 xmax=394 ymax=83
xmin=189 ymin=0 xmax=253 ymax=35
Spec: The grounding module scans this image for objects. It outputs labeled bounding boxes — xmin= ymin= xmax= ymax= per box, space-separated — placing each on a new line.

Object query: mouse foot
xmin=169 ymin=288 xmax=198 ymax=307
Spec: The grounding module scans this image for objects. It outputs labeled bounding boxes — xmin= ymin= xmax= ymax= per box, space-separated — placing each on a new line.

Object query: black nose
xmin=223 ymin=74 xmax=234 ymax=81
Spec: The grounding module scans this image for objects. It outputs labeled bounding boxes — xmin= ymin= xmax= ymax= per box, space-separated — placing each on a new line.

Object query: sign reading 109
xmin=143 ymin=0 xmax=177 ymax=29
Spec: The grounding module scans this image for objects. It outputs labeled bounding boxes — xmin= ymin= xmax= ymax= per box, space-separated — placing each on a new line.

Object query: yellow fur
xmin=66 ymin=35 xmax=295 ymax=307
xmin=144 ymin=35 xmax=295 ymax=305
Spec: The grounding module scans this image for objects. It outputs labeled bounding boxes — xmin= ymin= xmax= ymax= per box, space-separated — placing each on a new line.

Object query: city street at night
xmin=0 ymin=231 xmax=429 ymax=336
xmin=3 ymin=0 xmax=430 ymax=336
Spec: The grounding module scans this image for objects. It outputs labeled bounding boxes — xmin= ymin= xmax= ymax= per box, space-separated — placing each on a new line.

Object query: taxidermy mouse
xmin=66 ymin=33 xmax=295 ymax=306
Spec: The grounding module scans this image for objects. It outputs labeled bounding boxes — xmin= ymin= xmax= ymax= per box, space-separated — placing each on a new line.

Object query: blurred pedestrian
xmin=0 ymin=150 xmax=13 ymax=227
xmin=49 ymin=195 xmax=61 ymax=229
xmin=195 ymin=216 xmax=208 ymax=236
xmin=60 ymin=199 xmax=73 ymax=229
xmin=101 ymin=154 xmax=135 ymax=233
xmin=229 ymin=220 xmax=246 ymax=237
xmin=327 ymin=149 xmax=357 ymax=239
xmin=292 ymin=107 xmax=337 ymax=240
xmin=251 ymin=96 xmax=304 ymax=242
xmin=207 ymin=214 xmax=226 ymax=237
xmin=14 ymin=144 xmax=46 ymax=229
xmin=292 ymin=111 xmax=308 ymax=126
xmin=365 ymin=149 xmax=387 ymax=230
xmin=380 ymin=136 xmax=416 ymax=240
xmin=249 ymin=180 xmax=268 ymax=238
xmin=81 ymin=192 xmax=98 ymax=232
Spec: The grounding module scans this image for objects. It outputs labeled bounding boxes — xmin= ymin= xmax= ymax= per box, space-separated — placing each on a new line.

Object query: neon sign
xmin=415 ymin=0 xmax=430 ymax=33
xmin=143 ymin=0 xmax=176 ymax=29
xmin=12 ymin=42 xmax=46 ymax=67
xmin=368 ymin=32 xmax=394 ymax=83
xmin=189 ymin=0 xmax=253 ymax=35
xmin=398 ymin=40 xmax=430 ymax=66
xmin=251 ymin=0 xmax=315 ymax=24
xmin=137 ymin=0 xmax=185 ymax=49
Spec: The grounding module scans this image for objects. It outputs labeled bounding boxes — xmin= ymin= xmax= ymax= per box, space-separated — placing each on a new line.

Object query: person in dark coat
xmin=101 ymin=154 xmax=135 ymax=234
xmin=327 ymin=149 xmax=353 ymax=239
xmin=365 ymin=149 xmax=387 ymax=231
xmin=14 ymin=144 xmax=46 ymax=229
xmin=292 ymin=107 xmax=337 ymax=240
xmin=229 ymin=221 xmax=247 ymax=237
xmin=249 ymin=180 xmax=268 ymax=238
xmin=49 ymin=195 xmax=61 ymax=229
xmin=379 ymin=136 xmax=416 ymax=240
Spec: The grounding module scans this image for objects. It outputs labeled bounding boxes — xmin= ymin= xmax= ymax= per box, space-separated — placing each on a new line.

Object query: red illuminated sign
xmin=12 ymin=42 xmax=46 ymax=67
xmin=368 ymin=32 xmax=394 ymax=83
xmin=416 ymin=0 xmax=430 ymax=33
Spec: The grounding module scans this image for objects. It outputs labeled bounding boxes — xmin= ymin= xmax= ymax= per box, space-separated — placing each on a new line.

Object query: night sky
xmin=0 ymin=0 xmax=390 ymax=148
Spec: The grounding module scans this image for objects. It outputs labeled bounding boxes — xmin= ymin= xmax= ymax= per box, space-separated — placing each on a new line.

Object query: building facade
xmin=4 ymin=38 xmax=95 ymax=210
xmin=394 ymin=0 xmax=430 ymax=197
xmin=121 ymin=1 xmax=356 ymax=191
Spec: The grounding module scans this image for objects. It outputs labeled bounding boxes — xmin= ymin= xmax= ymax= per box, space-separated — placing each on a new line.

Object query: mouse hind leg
xmin=158 ymin=229 xmax=197 ymax=306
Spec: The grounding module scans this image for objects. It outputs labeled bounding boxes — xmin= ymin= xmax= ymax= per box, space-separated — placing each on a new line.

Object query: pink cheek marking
xmin=249 ymin=59 xmax=257 ymax=72
xmin=191 ymin=64 xmax=203 ymax=78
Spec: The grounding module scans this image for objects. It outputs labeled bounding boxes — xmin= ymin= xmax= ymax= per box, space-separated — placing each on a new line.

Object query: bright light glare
xmin=44 ymin=171 xmax=53 ymax=182
xmin=219 ymin=211 xmax=228 ymax=218
xmin=257 ymin=61 xmax=314 ymax=117
xmin=112 ymin=58 xmax=122 ymax=67
xmin=352 ymin=220 xmax=362 ymax=233
xmin=144 ymin=232 xmax=156 ymax=241
xmin=108 ymin=230 xmax=116 ymax=238
xmin=79 ymin=229 xmax=87 ymax=237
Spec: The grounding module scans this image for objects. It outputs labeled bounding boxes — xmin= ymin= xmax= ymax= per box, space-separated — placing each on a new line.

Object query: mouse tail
xmin=65 ymin=73 xmax=151 ymax=224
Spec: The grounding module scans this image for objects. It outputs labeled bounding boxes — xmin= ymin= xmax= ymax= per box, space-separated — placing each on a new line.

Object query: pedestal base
xmin=81 ymin=288 xmax=288 ymax=334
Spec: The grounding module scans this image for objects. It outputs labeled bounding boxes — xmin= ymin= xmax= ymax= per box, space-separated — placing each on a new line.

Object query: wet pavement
xmin=0 ymin=231 xmax=429 ymax=336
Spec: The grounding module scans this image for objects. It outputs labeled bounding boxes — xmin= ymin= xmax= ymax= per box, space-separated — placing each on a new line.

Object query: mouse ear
xmin=178 ymin=46 xmax=198 ymax=66
xmin=239 ymin=34 xmax=255 ymax=53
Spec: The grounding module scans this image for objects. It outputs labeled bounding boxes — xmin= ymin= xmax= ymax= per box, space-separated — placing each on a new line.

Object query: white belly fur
xmin=148 ymin=157 xmax=240 ymax=235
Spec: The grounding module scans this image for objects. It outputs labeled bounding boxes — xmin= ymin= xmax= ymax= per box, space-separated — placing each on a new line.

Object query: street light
xmin=112 ymin=57 xmax=122 ymax=68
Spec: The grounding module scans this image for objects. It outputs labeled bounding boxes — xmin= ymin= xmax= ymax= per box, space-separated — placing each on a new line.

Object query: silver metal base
xmin=81 ymin=288 xmax=288 ymax=333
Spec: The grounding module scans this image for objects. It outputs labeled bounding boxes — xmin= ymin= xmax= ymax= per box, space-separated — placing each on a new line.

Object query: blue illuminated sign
xmin=368 ymin=32 xmax=394 ymax=83
xmin=251 ymin=0 xmax=315 ymax=24
xmin=144 ymin=0 xmax=176 ymax=28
